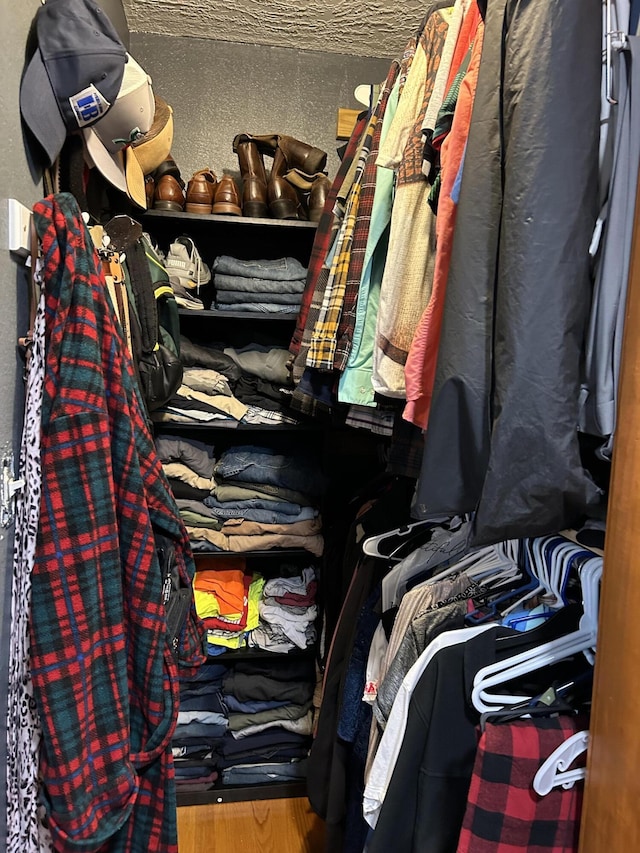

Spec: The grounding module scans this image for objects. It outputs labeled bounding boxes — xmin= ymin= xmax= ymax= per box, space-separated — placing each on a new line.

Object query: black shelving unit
xmin=142 ymin=209 xmax=317 ymax=267
xmin=146 ymin=209 xmax=323 ymax=807
xmin=177 ymin=780 xmax=307 ymax=808
xmin=179 ymin=308 xmax=299 ymax=322
xmin=152 ymin=419 xmax=322 ymax=432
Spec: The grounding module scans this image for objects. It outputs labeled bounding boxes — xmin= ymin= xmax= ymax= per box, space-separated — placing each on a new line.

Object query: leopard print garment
xmin=6 ymin=278 xmax=54 ymax=853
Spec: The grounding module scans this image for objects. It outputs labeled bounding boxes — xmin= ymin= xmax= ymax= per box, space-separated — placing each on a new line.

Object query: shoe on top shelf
xmin=185 ymin=168 xmax=218 ymax=214
xmin=165 ymin=236 xmax=211 ymax=290
xmin=168 ymin=275 xmax=205 ymax=310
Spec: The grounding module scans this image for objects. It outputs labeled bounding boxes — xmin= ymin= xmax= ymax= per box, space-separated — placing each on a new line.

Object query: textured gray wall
xmin=125 ymin=0 xmax=425 ymax=58
xmin=0 ymin=0 xmax=47 ymax=845
xmin=130 ymin=32 xmax=391 ymax=183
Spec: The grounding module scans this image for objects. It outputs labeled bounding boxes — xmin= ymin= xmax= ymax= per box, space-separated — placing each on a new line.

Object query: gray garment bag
xmin=415 ymin=0 xmax=602 ymax=544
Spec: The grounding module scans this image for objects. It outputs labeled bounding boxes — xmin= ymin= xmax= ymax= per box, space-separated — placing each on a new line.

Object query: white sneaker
xmin=165 ymin=236 xmax=211 ymax=290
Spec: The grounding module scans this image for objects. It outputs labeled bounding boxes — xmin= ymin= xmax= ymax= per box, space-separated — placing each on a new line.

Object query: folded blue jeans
xmin=222 ymin=759 xmax=308 ymax=785
xmin=216 ymin=289 xmax=303 ymax=305
xmin=213 ymin=255 xmax=307 ymax=281
xmin=203 ymin=495 xmax=302 ymax=515
xmin=213 ymin=273 xmax=306 ymax=294
xmin=215 ymin=446 xmax=324 ymax=495
xmin=202 ymin=499 xmax=316 ymax=525
xmin=213 ymin=302 xmax=298 ymax=313
xmin=222 ymin=695 xmax=289 ymax=714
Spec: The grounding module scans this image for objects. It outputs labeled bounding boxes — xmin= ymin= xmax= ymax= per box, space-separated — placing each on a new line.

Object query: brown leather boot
xmin=185 ymin=169 xmax=217 ymax=214
xmin=233 ymin=133 xmax=327 ymax=175
xmin=153 ymin=174 xmax=185 ymax=211
xmin=308 ymin=175 xmax=332 ymax=222
xmin=235 ymin=138 xmax=269 ymax=218
xmin=268 ymin=147 xmax=302 ymax=220
xmin=212 ymin=175 xmax=242 ymax=216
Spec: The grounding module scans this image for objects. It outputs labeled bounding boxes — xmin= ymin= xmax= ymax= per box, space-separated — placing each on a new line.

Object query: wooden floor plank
xmin=177 ymin=798 xmax=325 ymax=853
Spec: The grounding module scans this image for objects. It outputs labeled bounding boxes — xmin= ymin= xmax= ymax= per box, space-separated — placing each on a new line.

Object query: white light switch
xmin=5 ymin=198 xmax=33 ymax=260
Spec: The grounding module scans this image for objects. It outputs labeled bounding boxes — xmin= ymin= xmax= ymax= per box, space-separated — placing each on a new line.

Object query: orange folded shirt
xmin=194 ymin=558 xmax=247 ymax=615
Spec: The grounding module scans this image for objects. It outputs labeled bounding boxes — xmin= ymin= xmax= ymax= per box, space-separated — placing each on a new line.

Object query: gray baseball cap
xmin=20 ymin=0 xmax=127 ymax=167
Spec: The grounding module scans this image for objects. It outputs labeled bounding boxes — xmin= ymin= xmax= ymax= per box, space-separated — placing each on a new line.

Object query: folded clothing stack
xmin=153 ymin=346 xmax=249 ymax=428
xmin=219 ymin=725 xmax=312 ymax=786
xmin=186 ymin=445 xmax=326 ymax=555
xmin=172 ymin=662 xmax=229 ymax=792
xmin=211 ymin=255 xmax=307 ymax=314
xmin=172 ymin=656 xmax=315 ymax=791
xmin=155 ymin=436 xmax=325 ymax=555
xmin=152 ymin=335 xmax=300 ymax=427
xmin=193 ymin=558 xmax=264 ymax=652
xmin=223 ymin=343 xmax=298 ymax=425
xmin=250 ymin=567 xmax=318 ymax=653
xmin=193 ymin=560 xmax=317 ymax=657
xmin=222 ymin=658 xmax=315 ymax=737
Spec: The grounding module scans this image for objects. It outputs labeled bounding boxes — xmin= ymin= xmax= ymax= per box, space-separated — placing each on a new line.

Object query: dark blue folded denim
xmin=216 ymin=288 xmax=303 ymax=305
xmin=222 ymin=759 xmax=308 ymax=785
xmin=215 ymin=446 xmax=325 ymax=496
xmin=214 ymin=273 xmax=305 ymax=294
xmin=180 ymin=689 xmax=227 ymax=716
xmin=222 ymin=695 xmax=289 ymax=714
xmin=173 ymin=721 xmax=228 ymax=740
xmin=203 ymin=495 xmax=302 ymax=515
xmin=180 ymin=662 xmax=229 ymax=684
xmin=213 ymin=255 xmax=307 ymax=281
xmin=202 ymin=497 xmax=315 ymax=525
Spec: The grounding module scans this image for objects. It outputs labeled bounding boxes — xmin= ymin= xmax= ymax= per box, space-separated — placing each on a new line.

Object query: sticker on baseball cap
xmin=20 ymin=0 xmax=126 ymax=166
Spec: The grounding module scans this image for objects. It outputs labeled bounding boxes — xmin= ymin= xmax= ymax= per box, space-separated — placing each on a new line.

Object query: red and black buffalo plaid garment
xmin=457 ymin=715 xmax=587 ymax=853
xmin=30 ymin=193 xmax=205 ymax=853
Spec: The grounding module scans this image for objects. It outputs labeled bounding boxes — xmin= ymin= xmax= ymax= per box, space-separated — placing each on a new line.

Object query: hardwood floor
xmin=177 ymin=798 xmax=326 ymax=853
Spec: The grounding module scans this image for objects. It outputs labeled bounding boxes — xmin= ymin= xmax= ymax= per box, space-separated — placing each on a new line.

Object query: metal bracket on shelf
xmin=0 ymin=448 xmax=24 ymax=529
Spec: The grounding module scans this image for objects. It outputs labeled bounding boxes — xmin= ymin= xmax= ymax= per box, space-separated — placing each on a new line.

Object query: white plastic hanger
xmin=471 ymin=560 xmax=602 ymax=713
xmin=500 ymin=539 xmax=547 ymax=617
xmin=422 ymin=539 xmax=519 ymax=586
xmin=533 ymin=730 xmax=589 ymax=796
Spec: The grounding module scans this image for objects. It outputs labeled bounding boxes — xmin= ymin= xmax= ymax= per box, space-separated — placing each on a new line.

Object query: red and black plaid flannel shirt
xmin=30 ymin=194 xmax=205 ymax=853
xmin=457 ymin=716 xmax=587 ymax=853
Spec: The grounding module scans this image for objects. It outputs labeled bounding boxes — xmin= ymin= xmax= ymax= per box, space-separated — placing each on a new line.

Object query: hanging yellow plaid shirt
xmin=306 ymin=108 xmax=380 ymax=370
